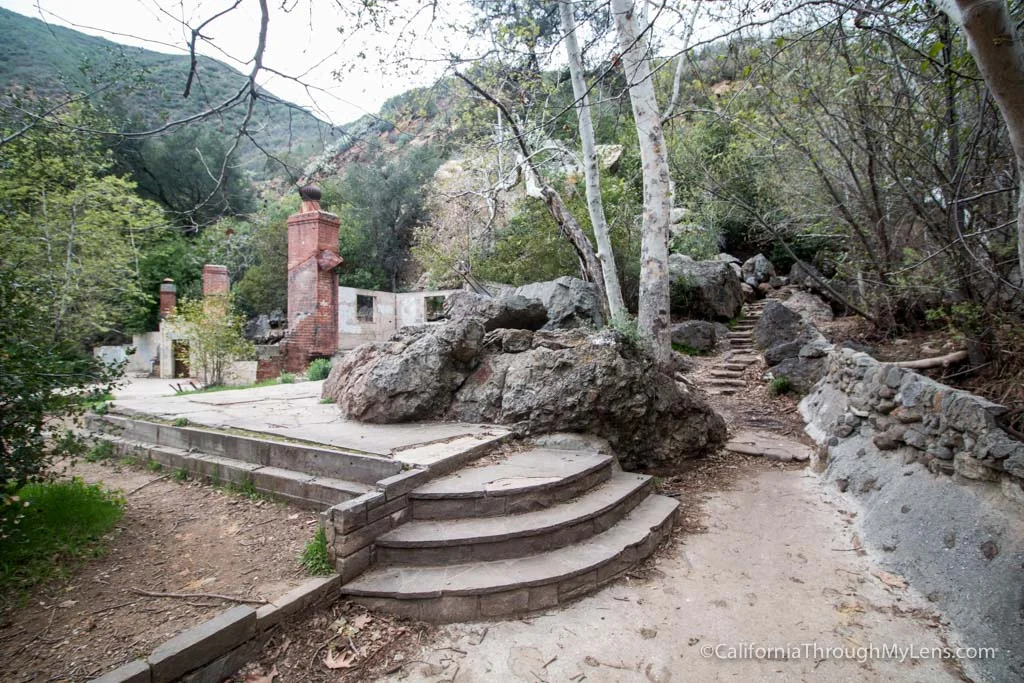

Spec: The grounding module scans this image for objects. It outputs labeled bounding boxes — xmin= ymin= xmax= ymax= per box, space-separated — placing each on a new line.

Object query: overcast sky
xmin=0 ymin=0 xmax=456 ymax=124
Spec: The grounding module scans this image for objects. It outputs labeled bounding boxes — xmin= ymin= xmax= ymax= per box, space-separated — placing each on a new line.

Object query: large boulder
xmin=753 ymin=301 xmax=812 ymax=353
xmin=513 ymin=276 xmax=603 ymax=330
xmin=324 ymin=323 xmax=727 ymax=470
xmin=670 ymin=320 xmax=725 ymax=353
xmin=443 ymin=291 xmax=548 ymax=331
xmin=741 ymin=253 xmax=776 ymax=287
xmin=322 ymin=318 xmax=485 ymax=422
xmin=668 ymin=254 xmax=744 ymax=321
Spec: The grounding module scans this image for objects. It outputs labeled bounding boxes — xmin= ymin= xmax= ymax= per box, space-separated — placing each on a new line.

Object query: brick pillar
xmin=202 ymin=264 xmax=229 ymax=314
xmin=158 ymin=278 xmax=177 ymax=319
xmin=286 ymin=185 xmax=343 ymax=363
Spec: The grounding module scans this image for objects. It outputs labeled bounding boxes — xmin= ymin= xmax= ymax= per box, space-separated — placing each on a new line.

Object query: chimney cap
xmin=161 ymin=277 xmax=175 ymax=284
xmin=298 ymin=184 xmax=322 ymax=202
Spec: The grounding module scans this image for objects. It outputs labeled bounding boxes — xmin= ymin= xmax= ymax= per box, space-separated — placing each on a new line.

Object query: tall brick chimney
xmin=158 ymin=278 xmax=177 ymax=319
xmin=202 ymin=264 xmax=230 ymax=314
xmin=286 ymin=184 xmax=343 ymax=365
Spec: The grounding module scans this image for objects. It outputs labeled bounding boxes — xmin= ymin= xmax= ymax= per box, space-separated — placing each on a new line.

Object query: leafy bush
xmin=306 ymin=358 xmax=332 ymax=381
xmin=300 ymin=525 xmax=333 ymax=576
xmin=0 ymin=478 xmax=124 ymax=605
xmin=167 ymin=296 xmax=254 ymax=387
xmin=0 ymin=273 xmax=119 ymax=503
xmin=608 ymin=314 xmax=641 ymax=349
xmin=85 ymin=441 xmax=114 ymax=463
xmin=279 ymin=372 xmax=296 ymax=384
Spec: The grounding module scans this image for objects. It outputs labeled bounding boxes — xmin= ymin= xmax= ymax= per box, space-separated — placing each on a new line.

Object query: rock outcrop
xmin=668 ymin=254 xmax=744 ymax=321
xmin=754 ymin=301 xmax=829 ymax=393
xmin=513 ymin=277 xmax=604 ymax=330
xmin=443 ymin=291 xmax=548 ymax=331
xmin=323 ymin=322 xmax=727 ymax=470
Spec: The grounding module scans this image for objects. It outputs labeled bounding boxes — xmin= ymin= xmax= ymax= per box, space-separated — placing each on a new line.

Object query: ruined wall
xmin=800 ymin=348 xmax=1024 ymax=682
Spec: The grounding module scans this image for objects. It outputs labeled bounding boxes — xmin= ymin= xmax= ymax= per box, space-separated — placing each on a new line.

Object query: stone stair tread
xmin=344 ymin=495 xmax=679 ymax=598
xmin=411 ymin=449 xmax=610 ymax=500
xmin=380 ymin=472 xmax=649 ymax=548
xmin=708 ymin=378 xmax=746 ymax=386
xmin=97 ymin=434 xmax=375 ymax=497
xmin=708 ymin=388 xmax=738 ymax=395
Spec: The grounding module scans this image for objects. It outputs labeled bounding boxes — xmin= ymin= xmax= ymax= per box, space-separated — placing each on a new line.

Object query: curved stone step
xmin=410 ymin=448 xmax=613 ymax=519
xmin=377 ymin=472 xmax=651 ymax=565
xmin=343 ymin=494 xmax=679 ymax=622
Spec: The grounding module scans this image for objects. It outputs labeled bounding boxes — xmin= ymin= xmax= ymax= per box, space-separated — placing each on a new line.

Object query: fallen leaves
xmin=324 ymin=648 xmax=356 ymax=669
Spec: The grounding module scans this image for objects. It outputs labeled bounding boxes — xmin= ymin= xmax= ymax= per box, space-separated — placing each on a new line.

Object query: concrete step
xmin=707 ymin=388 xmax=738 ymax=396
xmin=410 ymin=449 xmax=613 ymax=519
xmin=727 ymin=355 xmax=760 ymax=364
xmin=378 ymin=472 xmax=652 ymax=565
xmin=343 ymin=494 xmax=679 ymax=622
xmin=100 ymin=435 xmax=373 ymax=510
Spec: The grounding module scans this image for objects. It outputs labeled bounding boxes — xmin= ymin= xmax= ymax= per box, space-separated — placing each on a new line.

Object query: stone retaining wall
xmin=800 ymin=348 xmax=1024 ymax=681
xmin=801 ymin=348 xmax=1024 ymax=505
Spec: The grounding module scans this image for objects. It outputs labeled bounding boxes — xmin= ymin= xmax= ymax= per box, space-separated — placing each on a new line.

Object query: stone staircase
xmin=341 ymin=447 xmax=679 ymax=622
xmin=706 ymin=301 xmax=766 ymax=396
xmin=87 ymin=414 xmax=389 ymax=509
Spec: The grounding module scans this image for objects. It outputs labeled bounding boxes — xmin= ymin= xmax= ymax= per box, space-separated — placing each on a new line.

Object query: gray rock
xmin=668 ymin=254 xmax=744 ymax=321
xmin=789 ymin=260 xmax=826 ymax=289
xmin=741 ymin=253 xmax=776 ymax=286
xmin=764 ymin=339 xmax=805 ymax=365
xmin=514 ymin=276 xmax=603 ymax=330
xmin=771 ymin=355 xmax=826 ymax=393
xmin=324 ymin=322 xmax=727 ymax=470
xmin=768 ymin=275 xmax=788 ymax=288
xmin=322 ymin=318 xmax=486 ymax=422
xmin=670 ymin=320 xmax=718 ymax=353
xmin=443 ymin=291 xmax=548 ymax=332
xmin=782 ymin=290 xmax=834 ymax=323
xmin=753 ymin=301 xmax=814 ymax=353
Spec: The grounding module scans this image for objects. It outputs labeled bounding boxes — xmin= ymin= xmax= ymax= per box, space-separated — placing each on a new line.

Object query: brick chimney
xmin=202 ymin=264 xmax=229 ymax=314
xmin=286 ymin=184 xmax=343 ymax=364
xmin=158 ymin=278 xmax=177 ymax=319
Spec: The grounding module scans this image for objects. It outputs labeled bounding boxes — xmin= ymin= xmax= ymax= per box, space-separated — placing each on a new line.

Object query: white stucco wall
xmin=338 ymin=287 xmax=462 ymax=349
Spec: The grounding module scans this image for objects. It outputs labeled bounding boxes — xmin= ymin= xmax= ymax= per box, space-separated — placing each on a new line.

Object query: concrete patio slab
xmin=110 ymin=380 xmax=510 ymax=458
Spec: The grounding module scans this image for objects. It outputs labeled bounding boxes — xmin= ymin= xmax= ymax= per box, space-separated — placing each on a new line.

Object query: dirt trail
xmin=0 ymin=460 xmax=319 ymax=682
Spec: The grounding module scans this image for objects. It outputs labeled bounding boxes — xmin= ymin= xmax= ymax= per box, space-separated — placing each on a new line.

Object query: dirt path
xmin=0 ymin=460 xmax=320 ymax=682
xmin=384 ymin=462 xmax=963 ymax=682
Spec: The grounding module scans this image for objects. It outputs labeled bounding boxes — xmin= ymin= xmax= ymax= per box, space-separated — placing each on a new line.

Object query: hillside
xmin=0 ymin=6 xmax=340 ymax=175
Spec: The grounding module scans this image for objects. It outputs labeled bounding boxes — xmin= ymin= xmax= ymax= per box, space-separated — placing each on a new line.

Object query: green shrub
xmin=172 ymin=468 xmax=189 ymax=483
xmin=300 ymin=525 xmax=333 ymax=576
xmin=608 ymin=314 xmax=641 ymax=349
xmin=85 ymin=440 xmax=114 ymax=463
xmin=0 ymin=478 xmax=124 ymax=605
xmin=769 ymin=376 xmax=792 ymax=395
xmin=173 ymin=417 xmax=190 ymax=427
xmin=278 ymin=372 xmax=296 ymax=384
xmin=306 ymin=358 xmax=332 ymax=381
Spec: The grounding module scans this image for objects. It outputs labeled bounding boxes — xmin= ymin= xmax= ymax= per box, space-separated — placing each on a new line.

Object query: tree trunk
xmin=559 ymin=0 xmax=626 ymax=320
xmin=943 ymin=0 xmax=1024 ymax=288
xmin=610 ymin=0 xmax=672 ymax=362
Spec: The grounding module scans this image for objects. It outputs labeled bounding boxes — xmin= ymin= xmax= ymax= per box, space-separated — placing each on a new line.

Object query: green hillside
xmin=0 ymin=6 xmax=340 ymax=174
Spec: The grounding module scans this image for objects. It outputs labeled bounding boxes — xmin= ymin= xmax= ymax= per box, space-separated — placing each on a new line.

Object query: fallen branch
xmin=887 ymin=350 xmax=968 ymax=369
xmin=129 ymin=587 xmax=266 ymax=604
xmin=127 ymin=473 xmax=171 ymax=496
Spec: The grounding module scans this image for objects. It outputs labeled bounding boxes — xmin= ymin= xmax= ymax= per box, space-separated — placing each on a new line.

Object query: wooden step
xmin=343 ymin=495 xmax=679 ymax=622
xmin=410 ymin=449 xmax=613 ymax=519
xmin=377 ymin=472 xmax=651 ymax=565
